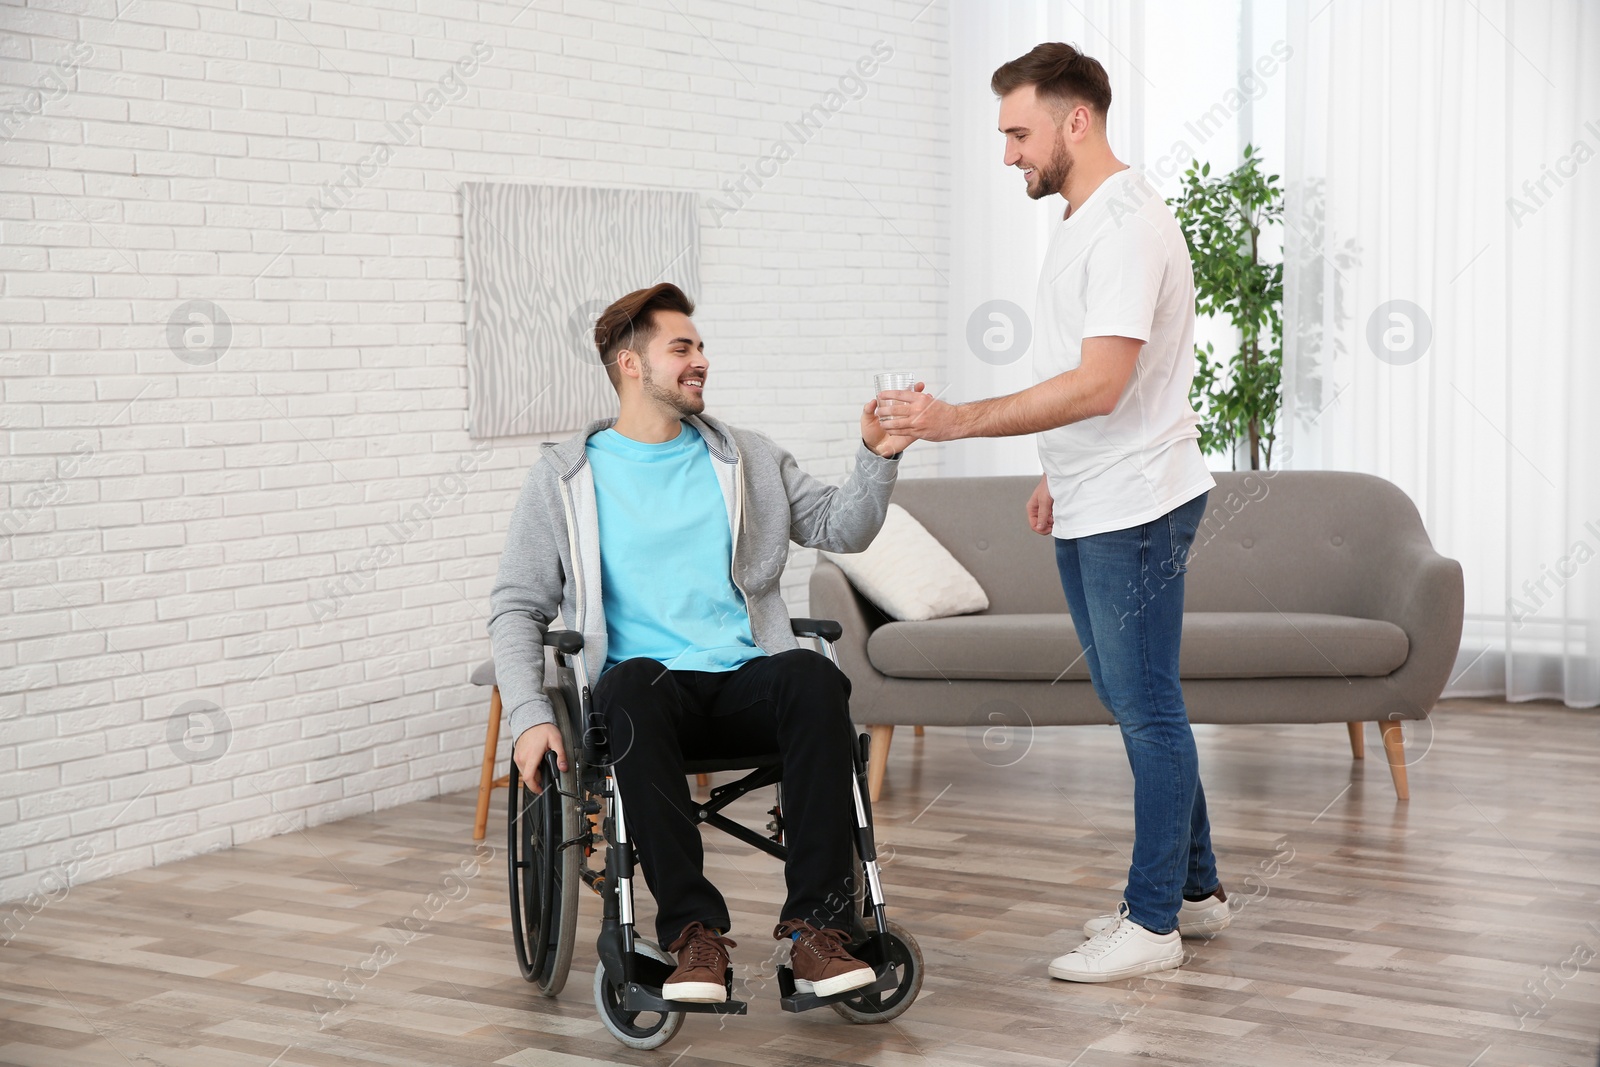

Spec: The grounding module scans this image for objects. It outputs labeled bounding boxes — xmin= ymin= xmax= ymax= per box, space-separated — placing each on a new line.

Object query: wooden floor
xmin=3 ymin=698 xmax=1599 ymax=1067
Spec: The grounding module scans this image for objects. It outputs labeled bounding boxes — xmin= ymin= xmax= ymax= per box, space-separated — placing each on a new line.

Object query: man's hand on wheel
xmin=513 ymin=723 xmax=569 ymax=794
xmin=1027 ymin=474 xmax=1054 ymax=535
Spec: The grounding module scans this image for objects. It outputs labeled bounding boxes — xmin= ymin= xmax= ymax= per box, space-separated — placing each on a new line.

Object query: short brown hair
xmin=990 ymin=43 xmax=1112 ymax=119
xmin=593 ymin=282 xmax=695 ymax=387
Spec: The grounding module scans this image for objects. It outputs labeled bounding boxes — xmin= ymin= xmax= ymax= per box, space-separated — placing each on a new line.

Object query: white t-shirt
xmin=1033 ymin=167 xmax=1215 ymax=539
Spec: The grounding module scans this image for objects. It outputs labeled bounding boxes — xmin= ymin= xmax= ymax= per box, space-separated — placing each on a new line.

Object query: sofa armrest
xmin=809 ymin=558 xmax=887 ymax=714
xmin=1370 ymin=543 xmax=1465 ymax=719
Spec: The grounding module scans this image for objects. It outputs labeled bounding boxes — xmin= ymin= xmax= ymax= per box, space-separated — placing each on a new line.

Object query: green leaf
xmin=1167 ymin=145 xmax=1285 ymax=469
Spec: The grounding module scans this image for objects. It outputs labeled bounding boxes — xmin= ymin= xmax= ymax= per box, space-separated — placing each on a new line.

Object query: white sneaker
xmin=1049 ymin=903 xmax=1183 ymax=983
xmin=1083 ymin=889 xmax=1231 ymax=938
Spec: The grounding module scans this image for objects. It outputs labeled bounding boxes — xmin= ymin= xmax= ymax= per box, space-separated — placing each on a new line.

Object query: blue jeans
xmin=1054 ymin=490 xmax=1219 ymax=935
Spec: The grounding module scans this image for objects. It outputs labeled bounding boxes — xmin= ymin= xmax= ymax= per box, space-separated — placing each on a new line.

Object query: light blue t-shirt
xmin=585 ymin=423 xmax=764 ymax=674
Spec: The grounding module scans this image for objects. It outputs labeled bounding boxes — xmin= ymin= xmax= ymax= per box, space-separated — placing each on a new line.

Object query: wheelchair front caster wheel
xmin=593 ymin=941 xmax=684 ymax=1050
xmin=831 ymin=918 xmax=923 ymax=1025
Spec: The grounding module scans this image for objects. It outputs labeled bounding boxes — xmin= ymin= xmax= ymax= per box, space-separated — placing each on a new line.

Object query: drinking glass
xmin=873 ymin=372 xmax=917 ymax=423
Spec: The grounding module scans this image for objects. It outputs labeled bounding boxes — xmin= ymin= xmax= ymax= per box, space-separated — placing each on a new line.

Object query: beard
xmin=1027 ymin=129 xmax=1074 ymax=200
xmin=640 ymin=354 xmax=705 ymax=417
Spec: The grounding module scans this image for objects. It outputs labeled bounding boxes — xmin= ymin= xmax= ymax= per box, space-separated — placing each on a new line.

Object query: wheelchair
xmin=505 ymin=619 xmax=924 ymax=1050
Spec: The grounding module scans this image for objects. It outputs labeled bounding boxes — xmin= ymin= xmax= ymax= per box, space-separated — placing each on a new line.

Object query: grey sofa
xmin=810 ymin=471 xmax=1464 ymax=802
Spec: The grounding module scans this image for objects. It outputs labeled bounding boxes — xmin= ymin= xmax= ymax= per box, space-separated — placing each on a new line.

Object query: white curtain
xmin=1280 ymin=0 xmax=1600 ymax=707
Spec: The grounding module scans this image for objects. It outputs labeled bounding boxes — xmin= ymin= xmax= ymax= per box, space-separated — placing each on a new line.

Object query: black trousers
xmin=593 ymin=648 xmax=857 ymax=947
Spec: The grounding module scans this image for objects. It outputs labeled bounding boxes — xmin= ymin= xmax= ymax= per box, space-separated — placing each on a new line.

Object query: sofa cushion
xmin=822 ymin=504 xmax=989 ymax=622
xmin=865 ymin=611 xmax=1410 ymax=681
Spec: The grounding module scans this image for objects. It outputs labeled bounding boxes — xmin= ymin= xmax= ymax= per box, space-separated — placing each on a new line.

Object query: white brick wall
xmin=0 ymin=0 xmax=948 ymax=906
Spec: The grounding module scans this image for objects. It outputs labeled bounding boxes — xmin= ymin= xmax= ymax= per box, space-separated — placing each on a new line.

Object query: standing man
xmin=879 ymin=43 xmax=1229 ymax=983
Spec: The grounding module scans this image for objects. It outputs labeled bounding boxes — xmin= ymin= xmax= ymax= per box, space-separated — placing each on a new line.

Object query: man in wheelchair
xmin=488 ymin=283 xmax=914 ymax=1005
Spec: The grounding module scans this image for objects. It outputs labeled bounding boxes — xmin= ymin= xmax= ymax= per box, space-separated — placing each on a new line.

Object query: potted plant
xmin=1168 ymin=145 xmax=1283 ymax=470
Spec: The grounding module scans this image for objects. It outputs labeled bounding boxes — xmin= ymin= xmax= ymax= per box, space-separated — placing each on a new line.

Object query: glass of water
xmin=873 ymin=372 xmax=917 ymax=423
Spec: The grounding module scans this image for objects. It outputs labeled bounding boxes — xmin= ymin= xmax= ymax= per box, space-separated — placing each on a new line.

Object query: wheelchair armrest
xmin=790 ymin=617 xmax=843 ymax=643
xmin=544 ymin=629 xmax=584 ymax=655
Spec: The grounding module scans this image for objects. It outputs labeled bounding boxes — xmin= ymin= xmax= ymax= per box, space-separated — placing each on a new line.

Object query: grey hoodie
xmin=487 ymin=413 xmax=900 ymax=744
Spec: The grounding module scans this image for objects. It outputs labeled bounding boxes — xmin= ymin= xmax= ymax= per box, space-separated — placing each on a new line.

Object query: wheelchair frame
xmin=506 ymin=619 xmax=923 ymax=1050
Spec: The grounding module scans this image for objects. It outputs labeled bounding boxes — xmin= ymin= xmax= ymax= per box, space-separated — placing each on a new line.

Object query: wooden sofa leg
xmin=1346 ymin=721 xmax=1365 ymax=760
xmin=914 ymin=725 xmax=924 ymax=737
xmin=1379 ymin=718 xmax=1410 ymax=800
xmin=474 ymin=687 xmax=503 ymax=841
xmin=867 ymin=725 xmax=893 ymax=803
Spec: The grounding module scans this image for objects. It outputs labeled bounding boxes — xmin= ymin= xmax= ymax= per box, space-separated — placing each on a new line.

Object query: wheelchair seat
xmin=681 ymin=753 xmax=783 ymax=775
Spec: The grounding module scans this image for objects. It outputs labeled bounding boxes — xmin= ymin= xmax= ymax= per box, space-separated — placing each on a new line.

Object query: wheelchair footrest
xmin=623 ymin=983 xmax=748 ymax=1016
xmin=775 ymin=963 xmax=898 ymax=1013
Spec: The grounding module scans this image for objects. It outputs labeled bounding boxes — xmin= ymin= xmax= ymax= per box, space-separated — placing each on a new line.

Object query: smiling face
xmin=998 ymin=84 xmax=1078 ymax=200
xmin=626 ymin=310 xmax=707 ymax=418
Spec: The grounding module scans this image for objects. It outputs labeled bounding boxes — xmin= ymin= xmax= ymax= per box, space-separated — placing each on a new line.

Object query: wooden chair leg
xmin=696 ymin=774 xmax=710 ymax=788
xmin=914 ymin=725 xmax=925 ymax=737
xmin=474 ymin=687 xmax=503 ymax=841
xmin=866 ymin=724 xmax=893 ymax=803
xmin=1346 ymin=721 xmax=1365 ymax=759
xmin=1379 ymin=718 xmax=1409 ymax=800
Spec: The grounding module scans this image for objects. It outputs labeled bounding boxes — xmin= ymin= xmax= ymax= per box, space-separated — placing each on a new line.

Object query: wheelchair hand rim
xmin=508 ymin=755 xmax=563 ymax=982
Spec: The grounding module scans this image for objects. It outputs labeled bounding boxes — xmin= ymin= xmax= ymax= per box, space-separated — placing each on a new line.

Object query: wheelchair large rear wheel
xmin=507 ymin=723 xmax=581 ymax=995
xmin=831 ymin=917 xmax=923 ymax=1024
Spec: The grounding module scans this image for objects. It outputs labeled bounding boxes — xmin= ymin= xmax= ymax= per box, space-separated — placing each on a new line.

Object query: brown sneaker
xmin=775 ymin=919 xmax=876 ymax=997
xmin=663 ymin=922 xmax=736 ymax=1003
